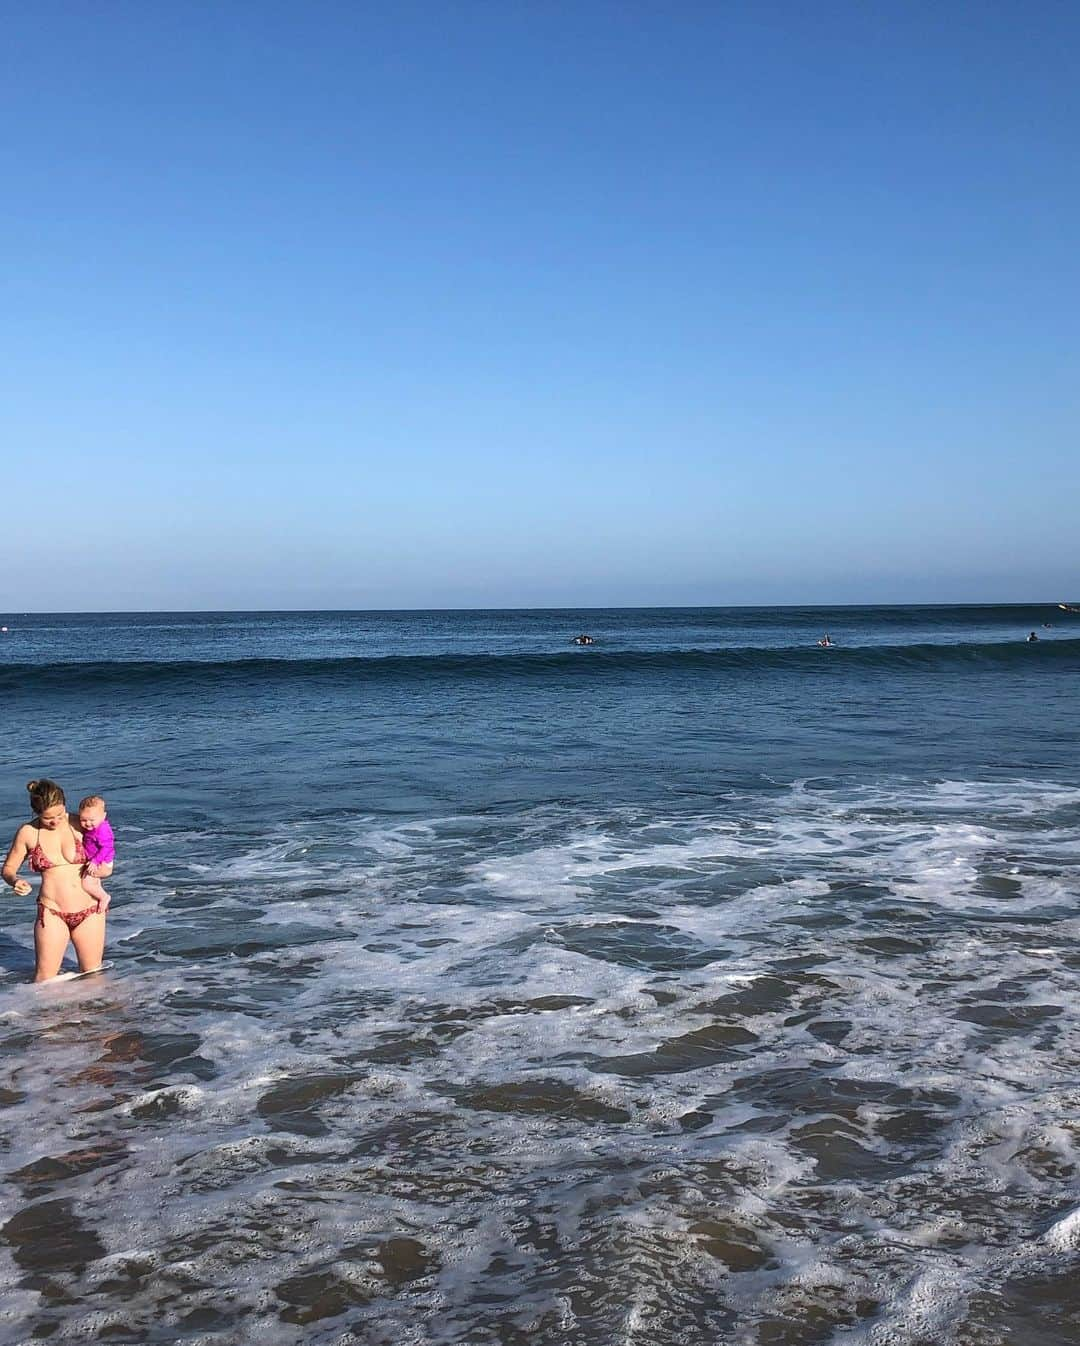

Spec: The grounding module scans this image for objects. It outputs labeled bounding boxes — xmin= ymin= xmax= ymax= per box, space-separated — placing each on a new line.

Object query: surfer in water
xmin=817 ymin=634 xmax=833 ymax=647
xmin=2 ymin=779 xmax=109 ymax=982
xmin=572 ymin=634 xmax=595 ymax=645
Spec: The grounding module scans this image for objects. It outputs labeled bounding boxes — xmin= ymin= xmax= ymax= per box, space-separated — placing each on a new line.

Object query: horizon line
xmin=2 ymin=599 xmax=1075 ymax=618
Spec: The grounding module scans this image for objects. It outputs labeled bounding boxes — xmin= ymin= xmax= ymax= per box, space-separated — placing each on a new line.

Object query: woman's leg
xmin=69 ymin=911 xmax=107 ymax=973
xmin=33 ymin=913 xmax=71 ymax=982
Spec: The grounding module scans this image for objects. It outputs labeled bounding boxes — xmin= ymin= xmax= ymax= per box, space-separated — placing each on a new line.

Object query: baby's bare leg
xmin=81 ymin=874 xmax=111 ymax=912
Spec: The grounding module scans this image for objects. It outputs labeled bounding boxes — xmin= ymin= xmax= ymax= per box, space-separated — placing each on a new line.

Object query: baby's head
xmin=78 ymin=795 xmax=107 ymax=831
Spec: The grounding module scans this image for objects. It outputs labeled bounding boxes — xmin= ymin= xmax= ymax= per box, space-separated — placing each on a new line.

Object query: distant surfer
xmin=1027 ymin=631 xmax=1039 ymax=642
xmin=817 ymin=634 xmax=833 ymax=648
xmin=572 ymin=634 xmax=595 ymax=646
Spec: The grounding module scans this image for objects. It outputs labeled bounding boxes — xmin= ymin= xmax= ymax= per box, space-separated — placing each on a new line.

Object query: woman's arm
xmin=2 ymin=827 xmax=33 ymax=896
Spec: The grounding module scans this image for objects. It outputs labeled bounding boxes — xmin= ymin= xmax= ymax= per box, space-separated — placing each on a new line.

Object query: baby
xmin=77 ymin=794 xmax=115 ymax=914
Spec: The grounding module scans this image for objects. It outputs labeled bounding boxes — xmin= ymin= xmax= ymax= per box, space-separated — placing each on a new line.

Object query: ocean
xmin=1 ymin=605 xmax=1079 ymax=1345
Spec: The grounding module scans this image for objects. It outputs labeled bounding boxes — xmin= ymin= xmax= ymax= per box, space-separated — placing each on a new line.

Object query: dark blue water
xmin=2 ymin=605 xmax=1076 ymax=821
xmin=1 ymin=606 xmax=1078 ymax=1345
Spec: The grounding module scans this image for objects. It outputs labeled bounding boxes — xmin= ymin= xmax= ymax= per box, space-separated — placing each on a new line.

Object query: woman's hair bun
xmin=26 ymin=779 xmax=65 ymax=813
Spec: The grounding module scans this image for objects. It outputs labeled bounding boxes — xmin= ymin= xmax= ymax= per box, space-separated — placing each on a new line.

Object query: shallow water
xmin=1 ymin=607 xmax=1078 ymax=1343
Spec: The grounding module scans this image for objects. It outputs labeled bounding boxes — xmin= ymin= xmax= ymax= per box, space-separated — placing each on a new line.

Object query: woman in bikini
xmin=2 ymin=779 xmax=107 ymax=982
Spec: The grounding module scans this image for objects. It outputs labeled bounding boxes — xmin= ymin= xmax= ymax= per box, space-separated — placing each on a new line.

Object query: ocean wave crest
xmin=2 ymin=637 xmax=1078 ymax=692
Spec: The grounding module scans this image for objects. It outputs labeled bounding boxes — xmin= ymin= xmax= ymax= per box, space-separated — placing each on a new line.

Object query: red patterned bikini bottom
xmin=37 ymin=902 xmax=98 ymax=931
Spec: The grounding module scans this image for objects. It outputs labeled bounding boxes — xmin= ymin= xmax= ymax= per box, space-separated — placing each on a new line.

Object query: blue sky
xmin=2 ymin=1 xmax=1077 ymax=610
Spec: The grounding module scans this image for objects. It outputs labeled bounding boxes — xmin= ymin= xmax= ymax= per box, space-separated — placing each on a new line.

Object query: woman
xmin=2 ymin=779 xmax=107 ymax=982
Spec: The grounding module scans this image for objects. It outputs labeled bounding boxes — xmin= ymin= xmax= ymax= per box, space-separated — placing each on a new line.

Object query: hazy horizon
xmin=4 ymin=596 xmax=1077 ymax=619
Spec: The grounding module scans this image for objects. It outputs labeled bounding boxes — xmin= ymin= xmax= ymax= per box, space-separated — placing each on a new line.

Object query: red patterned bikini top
xmin=28 ymin=830 xmax=87 ymax=874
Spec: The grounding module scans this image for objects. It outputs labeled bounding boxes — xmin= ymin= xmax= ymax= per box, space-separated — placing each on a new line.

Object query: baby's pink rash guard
xmin=82 ymin=818 xmax=115 ymax=867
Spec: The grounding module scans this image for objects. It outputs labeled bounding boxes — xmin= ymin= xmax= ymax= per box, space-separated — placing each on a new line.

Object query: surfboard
xmin=46 ymin=961 xmax=114 ymax=984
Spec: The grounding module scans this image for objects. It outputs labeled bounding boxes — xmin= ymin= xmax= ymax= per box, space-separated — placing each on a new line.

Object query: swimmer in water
xmin=571 ymin=634 xmax=595 ymax=646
